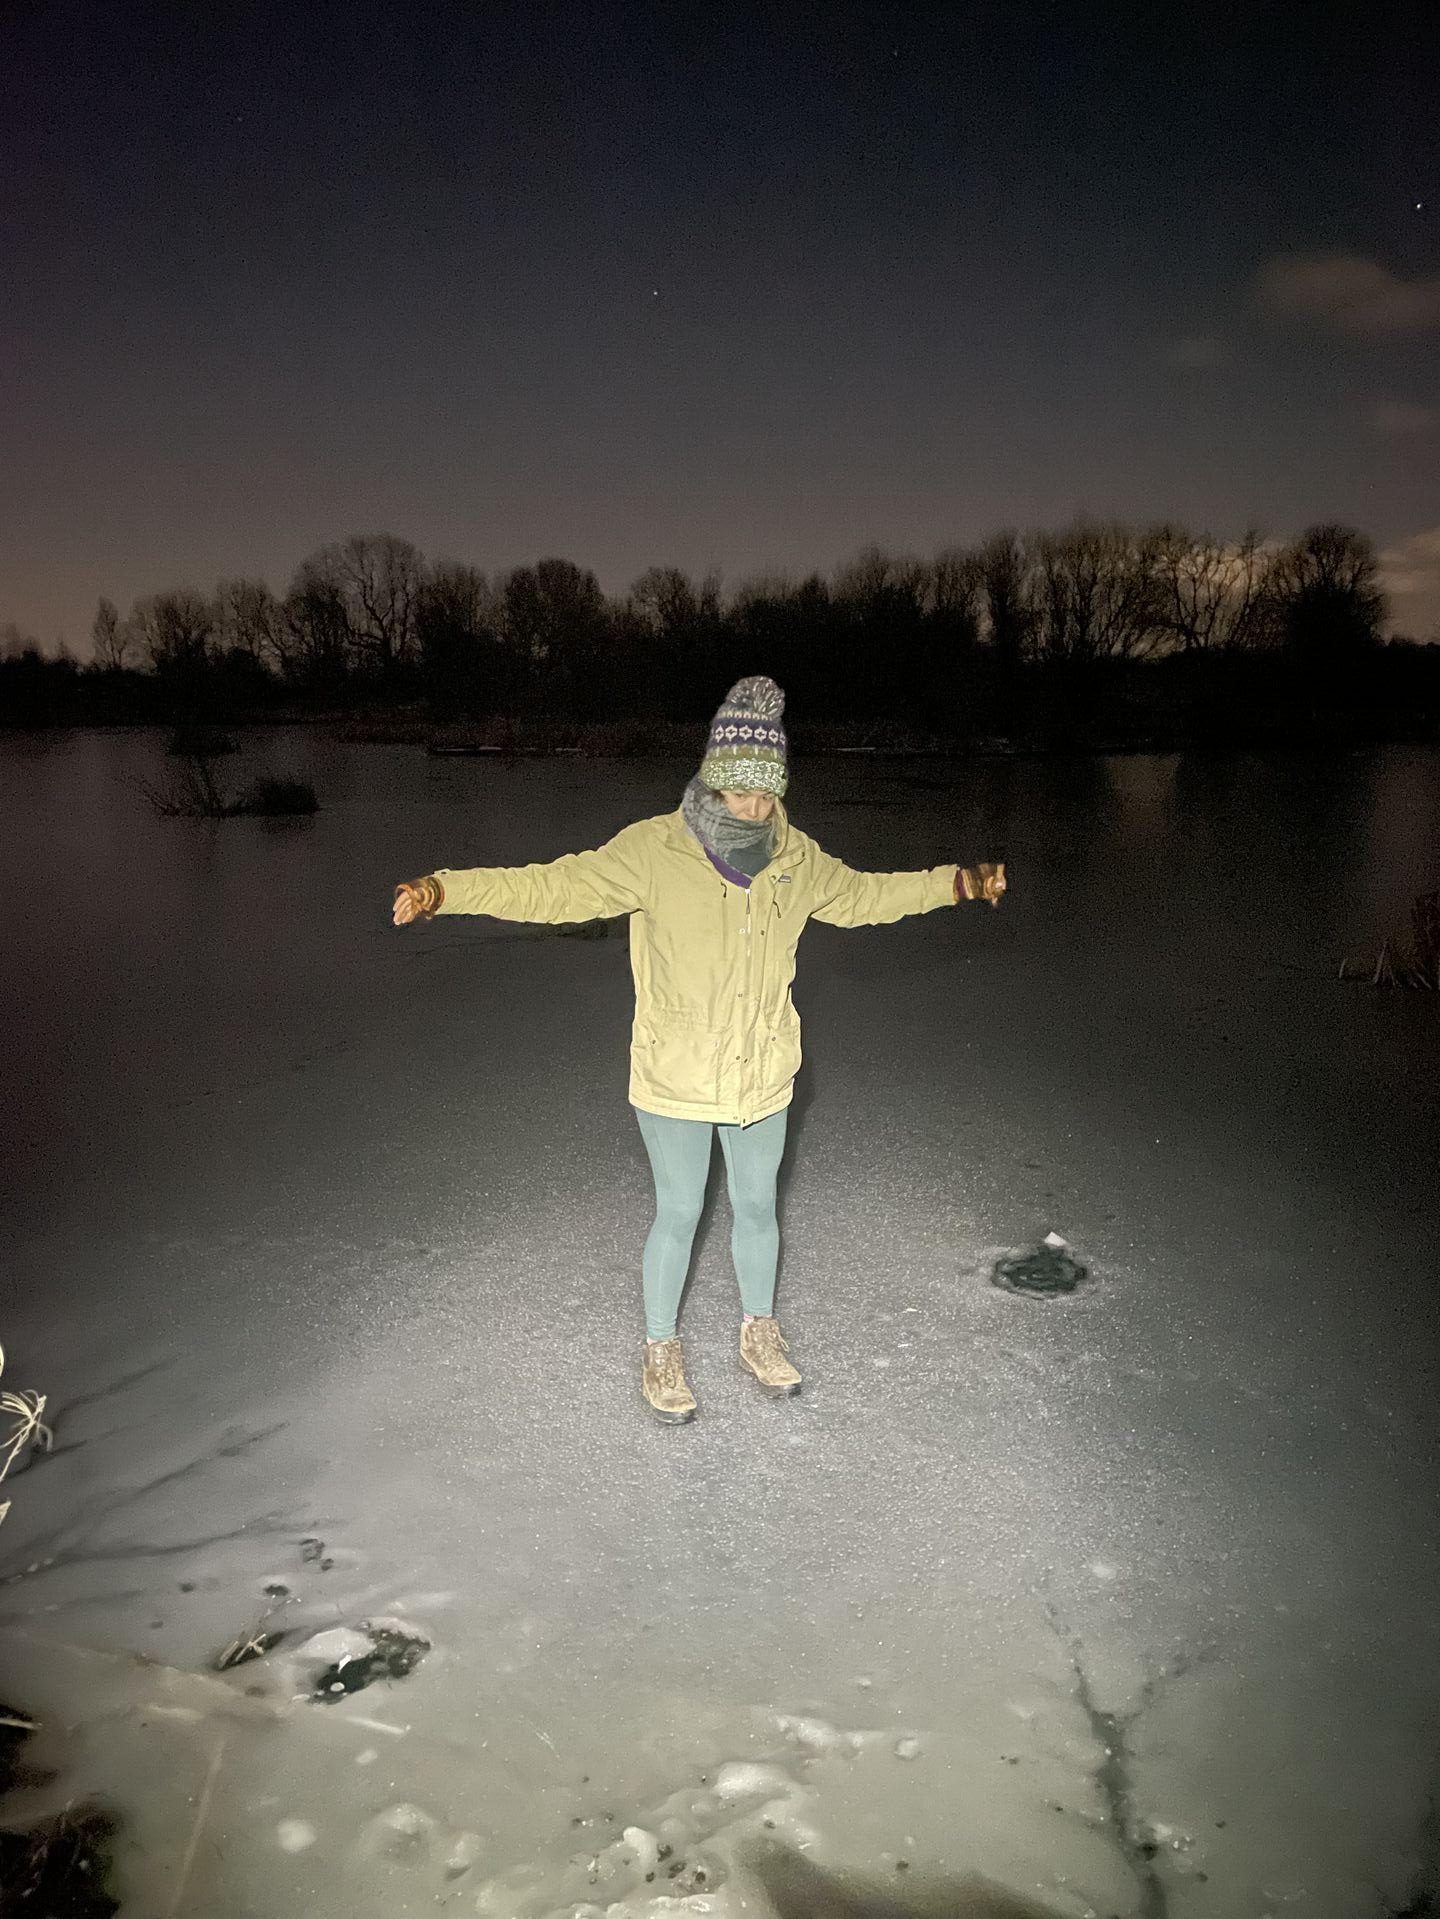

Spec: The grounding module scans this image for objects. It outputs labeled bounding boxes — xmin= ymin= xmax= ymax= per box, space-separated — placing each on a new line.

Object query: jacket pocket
xmin=762 ymin=1008 xmax=803 ymax=1087
xmin=633 ymin=1013 xmax=723 ymax=1108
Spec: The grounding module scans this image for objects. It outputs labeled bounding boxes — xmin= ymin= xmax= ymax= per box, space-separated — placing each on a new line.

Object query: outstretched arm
xmin=808 ymin=846 xmax=957 ymax=927
xmin=807 ymin=848 xmax=1007 ymax=928
xmin=393 ymin=822 xmax=651 ymax=926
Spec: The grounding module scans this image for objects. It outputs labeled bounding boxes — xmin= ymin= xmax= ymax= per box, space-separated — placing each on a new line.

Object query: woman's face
xmin=719 ymin=788 xmax=776 ymax=822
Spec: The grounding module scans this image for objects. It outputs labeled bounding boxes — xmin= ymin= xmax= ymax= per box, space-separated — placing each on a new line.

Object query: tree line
xmin=3 ymin=519 xmax=1433 ymax=745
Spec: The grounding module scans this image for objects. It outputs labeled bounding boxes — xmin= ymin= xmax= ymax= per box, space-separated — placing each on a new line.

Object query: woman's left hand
xmin=958 ymin=861 xmax=1007 ymax=906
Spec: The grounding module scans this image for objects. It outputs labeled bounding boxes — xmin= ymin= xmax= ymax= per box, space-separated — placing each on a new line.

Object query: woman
xmin=393 ymin=676 xmax=1005 ymax=1425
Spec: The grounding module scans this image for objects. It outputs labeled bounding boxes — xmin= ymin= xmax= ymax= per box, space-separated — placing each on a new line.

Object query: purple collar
xmin=703 ymin=845 xmax=754 ymax=888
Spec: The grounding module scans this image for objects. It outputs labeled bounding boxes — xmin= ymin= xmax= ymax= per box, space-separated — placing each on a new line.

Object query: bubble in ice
xmin=445 ymin=1826 xmax=485 ymax=1872
xmin=365 ymin=1801 xmax=438 ymax=1859
xmin=894 ymin=1736 xmax=922 ymax=1761
xmin=772 ymin=1713 xmax=848 ymax=1753
xmin=276 ymin=1818 xmax=317 ymax=1853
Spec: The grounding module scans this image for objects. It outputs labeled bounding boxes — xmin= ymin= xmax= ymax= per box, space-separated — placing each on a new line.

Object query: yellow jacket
xmin=434 ymin=802 xmax=958 ymax=1126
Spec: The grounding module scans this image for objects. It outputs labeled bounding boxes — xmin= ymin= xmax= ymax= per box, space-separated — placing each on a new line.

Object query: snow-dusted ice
xmin=2 ymin=732 xmax=1439 ymax=1917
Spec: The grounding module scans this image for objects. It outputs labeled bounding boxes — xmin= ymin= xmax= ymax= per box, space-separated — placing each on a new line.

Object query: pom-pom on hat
xmin=698 ymin=676 xmax=789 ymax=797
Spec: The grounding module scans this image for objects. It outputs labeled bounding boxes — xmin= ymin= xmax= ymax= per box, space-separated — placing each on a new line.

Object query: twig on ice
xmin=165 ymin=1731 xmax=228 ymax=1919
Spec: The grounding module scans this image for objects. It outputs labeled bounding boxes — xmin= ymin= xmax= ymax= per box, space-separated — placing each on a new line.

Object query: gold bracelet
xmin=406 ymin=875 xmax=443 ymax=918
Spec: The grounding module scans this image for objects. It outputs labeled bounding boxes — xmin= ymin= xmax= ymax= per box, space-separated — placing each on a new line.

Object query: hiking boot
xmin=740 ymin=1317 xmax=802 ymax=1395
xmin=642 ymin=1338 xmax=697 ymax=1424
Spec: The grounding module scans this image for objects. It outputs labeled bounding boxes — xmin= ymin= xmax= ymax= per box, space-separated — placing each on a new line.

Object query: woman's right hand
xmin=393 ymin=876 xmax=442 ymax=926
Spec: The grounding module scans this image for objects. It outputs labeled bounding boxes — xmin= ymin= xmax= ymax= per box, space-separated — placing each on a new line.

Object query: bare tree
xmin=129 ymin=589 xmax=215 ymax=676
xmin=501 ymin=557 xmax=612 ymax=711
xmin=281 ymin=571 xmax=352 ymax=689
xmin=501 ymin=558 xmax=607 ymax=663
xmin=416 ymin=561 xmax=513 ymax=712
xmin=420 ymin=560 xmax=496 ymax=636
xmin=928 ymin=546 xmax=982 ymax=624
xmin=832 ymin=544 xmax=927 ymax=617
xmin=1148 ymin=527 xmax=1276 ymax=653
xmin=975 ymin=531 xmax=1036 ymax=668
xmin=214 ymin=578 xmax=284 ymax=670
xmin=90 ymin=596 xmax=134 ymax=671
xmin=1026 ymin=521 xmax=1164 ymax=664
xmin=628 ymin=566 xmax=724 ymax=712
xmin=1269 ymin=522 xmax=1386 ymax=664
xmin=299 ymin=534 xmax=424 ymax=677
xmin=629 ymin=566 xmax=721 ymax=640
xmin=0 ymin=622 xmax=40 ymax=661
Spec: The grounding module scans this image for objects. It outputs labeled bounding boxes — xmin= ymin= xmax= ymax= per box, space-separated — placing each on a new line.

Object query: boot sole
xmin=740 ymin=1361 xmax=802 ymax=1397
xmin=644 ymin=1396 xmax=696 ymax=1424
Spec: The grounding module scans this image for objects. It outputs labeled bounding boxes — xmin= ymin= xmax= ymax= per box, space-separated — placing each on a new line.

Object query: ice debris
xmin=771 ymin=1713 xmax=859 ymax=1755
xmin=280 ymin=1618 xmax=430 ymax=1703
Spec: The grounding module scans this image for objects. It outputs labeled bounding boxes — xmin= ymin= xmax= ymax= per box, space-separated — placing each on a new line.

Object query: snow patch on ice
xmin=712 ymin=1762 xmax=799 ymax=1804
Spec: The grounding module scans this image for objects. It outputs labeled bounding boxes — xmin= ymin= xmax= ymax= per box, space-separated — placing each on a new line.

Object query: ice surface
xmin=2 ymin=735 xmax=1439 ymax=1917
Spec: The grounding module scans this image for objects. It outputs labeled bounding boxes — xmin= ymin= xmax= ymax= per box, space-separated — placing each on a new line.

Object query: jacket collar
xmin=664 ymin=799 xmax=802 ymax=871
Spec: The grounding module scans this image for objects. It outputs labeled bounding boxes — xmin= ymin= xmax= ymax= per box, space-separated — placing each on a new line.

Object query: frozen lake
xmin=2 ymin=729 xmax=1439 ymax=1918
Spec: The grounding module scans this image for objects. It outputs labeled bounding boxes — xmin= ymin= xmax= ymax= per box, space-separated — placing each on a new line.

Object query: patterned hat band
xmin=705 ymin=718 xmax=787 ymax=753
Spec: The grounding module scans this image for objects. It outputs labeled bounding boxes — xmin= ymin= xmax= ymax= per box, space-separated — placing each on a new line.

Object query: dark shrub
xmin=238 ymin=778 xmax=319 ymax=816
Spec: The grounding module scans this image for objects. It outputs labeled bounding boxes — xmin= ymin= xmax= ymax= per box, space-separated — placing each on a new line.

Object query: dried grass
xmin=0 ymin=1800 xmax=119 ymax=1918
xmin=1340 ymin=890 xmax=1440 ymax=990
xmin=0 ymin=1338 xmax=53 ymax=1528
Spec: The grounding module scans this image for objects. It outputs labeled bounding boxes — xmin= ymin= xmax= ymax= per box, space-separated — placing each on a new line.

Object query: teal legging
xmin=634 ymin=1106 xmax=789 ymax=1340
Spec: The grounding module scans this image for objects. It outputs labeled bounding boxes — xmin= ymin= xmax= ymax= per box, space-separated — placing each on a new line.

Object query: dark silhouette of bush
xmin=1270 ymin=523 xmax=1385 ymax=687
xmin=238 ymin=777 xmax=319 ymax=816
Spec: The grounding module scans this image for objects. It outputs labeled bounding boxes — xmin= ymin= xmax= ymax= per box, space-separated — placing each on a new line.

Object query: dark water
xmin=4 ymin=730 xmax=1436 ymax=1242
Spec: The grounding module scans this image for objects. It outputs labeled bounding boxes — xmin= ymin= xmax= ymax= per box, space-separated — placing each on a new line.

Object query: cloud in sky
xmin=1369 ymin=399 xmax=1434 ymax=437
xmin=1256 ymin=253 xmax=1440 ymax=334
xmin=1379 ymin=526 xmax=1440 ymax=639
xmin=1166 ymin=334 xmax=1227 ymax=369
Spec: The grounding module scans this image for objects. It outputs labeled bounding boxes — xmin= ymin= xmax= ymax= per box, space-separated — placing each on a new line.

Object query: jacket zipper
xmin=742 ymin=886 xmax=753 ymax=1123
xmin=723 ymin=877 xmax=769 ymax=1126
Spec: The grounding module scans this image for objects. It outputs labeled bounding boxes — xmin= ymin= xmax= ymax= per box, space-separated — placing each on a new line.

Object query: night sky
xmin=4 ymin=0 xmax=1438 ymax=650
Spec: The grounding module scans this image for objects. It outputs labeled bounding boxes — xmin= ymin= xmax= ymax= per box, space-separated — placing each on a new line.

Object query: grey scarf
xmin=681 ymin=776 xmax=775 ymax=878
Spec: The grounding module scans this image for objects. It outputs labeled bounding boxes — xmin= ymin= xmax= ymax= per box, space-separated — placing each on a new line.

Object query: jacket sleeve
xmin=433 ymin=821 xmax=651 ymax=922
xmin=807 ymin=843 xmax=958 ymax=928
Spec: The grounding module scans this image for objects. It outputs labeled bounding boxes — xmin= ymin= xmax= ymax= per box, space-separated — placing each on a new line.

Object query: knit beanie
xmin=697 ymin=676 xmax=789 ymax=797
